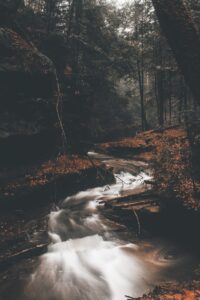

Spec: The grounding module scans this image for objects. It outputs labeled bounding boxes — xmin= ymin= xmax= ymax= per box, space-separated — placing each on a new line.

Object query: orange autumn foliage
xmin=135 ymin=289 xmax=200 ymax=300
xmin=29 ymin=154 xmax=100 ymax=187
xmin=99 ymin=127 xmax=200 ymax=209
xmin=0 ymin=154 xmax=101 ymax=199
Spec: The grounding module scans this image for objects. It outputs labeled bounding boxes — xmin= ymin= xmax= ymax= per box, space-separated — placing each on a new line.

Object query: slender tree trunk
xmin=46 ymin=0 xmax=55 ymax=34
xmin=183 ymin=83 xmax=188 ymax=125
xmin=157 ymin=69 xmax=164 ymax=127
xmin=154 ymin=73 xmax=159 ymax=121
xmin=71 ymin=0 xmax=82 ymax=95
xmin=136 ymin=4 xmax=147 ymax=132
xmin=168 ymin=73 xmax=172 ymax=124
xmin=67 ymin=0 xmax=75 ymax=41
xmin=137 ymin=58 xmax=147 ymax=131
xmin=155 ymin=38 xmax=164 ymax=127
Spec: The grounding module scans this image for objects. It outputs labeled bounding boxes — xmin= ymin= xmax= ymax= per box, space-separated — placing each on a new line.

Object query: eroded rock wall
xmin=0 ymin=2 xmax=57 ymax=166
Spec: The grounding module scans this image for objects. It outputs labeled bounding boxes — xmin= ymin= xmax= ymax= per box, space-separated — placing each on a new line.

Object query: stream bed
xmin=0 ymin=152 xmax=198 ymax=300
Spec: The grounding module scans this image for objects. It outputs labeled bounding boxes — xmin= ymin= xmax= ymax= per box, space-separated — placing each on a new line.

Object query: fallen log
xmin=0 ymin=243 xmax=48 ymax=270
xmin=101 ymin=191 xmax=159 ymax=207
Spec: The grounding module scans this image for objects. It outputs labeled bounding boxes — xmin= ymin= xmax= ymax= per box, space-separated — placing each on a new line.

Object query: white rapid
xmin=25 ymin=153 xmax=189 ymax=300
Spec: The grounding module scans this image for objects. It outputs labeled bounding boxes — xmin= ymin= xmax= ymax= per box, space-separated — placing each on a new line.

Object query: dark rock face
xmin=0 ymin=28 xmax=55 ymax=101
xmin=0 ymin=0 xmax=23 ymax=25
xmin=0 ymin=28 xmax=57 ymax=165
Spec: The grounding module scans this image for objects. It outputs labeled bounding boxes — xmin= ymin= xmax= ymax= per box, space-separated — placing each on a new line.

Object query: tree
xmin=152 ymin=0 xmax=200 ymax=105
xmin=119 ymin=0 xmax=154 ymax=131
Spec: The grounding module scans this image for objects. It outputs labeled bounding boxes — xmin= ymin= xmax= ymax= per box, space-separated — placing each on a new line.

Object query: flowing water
xmin=5 ymin=152 xmax=195 ymax=300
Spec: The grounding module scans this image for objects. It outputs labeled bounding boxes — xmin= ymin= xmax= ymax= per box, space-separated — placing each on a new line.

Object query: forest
xmin=0 ymin=0 xmax=200 ymax=299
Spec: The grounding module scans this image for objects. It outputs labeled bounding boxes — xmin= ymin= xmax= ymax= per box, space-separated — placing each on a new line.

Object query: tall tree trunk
xmin=168 ymin=73 xmax=172 ymax=124
xmin=67 ymin=0 xmax=75 ymax=41
xmin=155 ymin=38 xmax=165 ymax=127
xmin=71 ymin=0 xmax=82 ymax=95
xmin=157 ymin=69 xmax=164 ymax=127
xmin=136 ymin=3 xmax=147 ymax=132
xmin=152 ymin=0 xmax=200 ymax=105
xmin=183 ymin=83 xmax=188 ymax=125
xmin=137 ymin=58 xmax=147 ymax=131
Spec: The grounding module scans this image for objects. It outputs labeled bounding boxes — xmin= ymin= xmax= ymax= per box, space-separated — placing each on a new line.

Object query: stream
xmin=0 ymin=152 xmax=196 ymax=300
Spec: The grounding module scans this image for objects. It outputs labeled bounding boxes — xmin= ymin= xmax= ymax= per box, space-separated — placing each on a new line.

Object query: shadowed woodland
xmin=1 ymin=0 xmax=200 ymax=299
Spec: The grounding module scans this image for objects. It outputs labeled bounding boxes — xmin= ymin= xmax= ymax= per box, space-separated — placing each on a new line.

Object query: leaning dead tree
xmin=152 ymin=0 xmax=200 ymax=105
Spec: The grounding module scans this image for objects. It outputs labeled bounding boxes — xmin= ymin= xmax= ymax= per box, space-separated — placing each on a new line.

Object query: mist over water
xmin=25 ymin=153 xmax=189 ymax=300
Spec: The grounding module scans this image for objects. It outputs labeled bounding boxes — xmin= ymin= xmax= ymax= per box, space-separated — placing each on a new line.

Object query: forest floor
xmin=132 ymin=281 xmax=200 ymax=300
xmin=0 ymin=153 xmax=113 ymax=208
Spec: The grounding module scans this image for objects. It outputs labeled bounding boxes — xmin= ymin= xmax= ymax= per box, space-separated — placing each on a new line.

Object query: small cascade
xmin=25 ymin=153 xmax=191 ymax=300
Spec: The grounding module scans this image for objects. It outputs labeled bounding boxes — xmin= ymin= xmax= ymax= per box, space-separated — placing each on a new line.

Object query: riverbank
xmin=132 ymin=279 xmax=200 ymax=299
xmin=0 ymin=153 xmax=114 ymax=274
xmin=1 ymin=129 xmax=200 ymax=300
xmin=95 ymin=128 xmax=200 ymax=300
xmin=1 ymin=149 xmax=200 ymax=300
xmin=96 ymin=126 xmax=200 ymax=210
xmin=0 ymin=153 xmax=114 ymax=209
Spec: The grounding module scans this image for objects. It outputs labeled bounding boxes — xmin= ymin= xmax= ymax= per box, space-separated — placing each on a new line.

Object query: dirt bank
xmin=0 ymin=154 xmax=114 ymax=208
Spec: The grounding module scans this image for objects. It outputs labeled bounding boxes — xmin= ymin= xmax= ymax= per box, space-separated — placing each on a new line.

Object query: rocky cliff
xmin=0 ymin=1 xmax=57 ymax=166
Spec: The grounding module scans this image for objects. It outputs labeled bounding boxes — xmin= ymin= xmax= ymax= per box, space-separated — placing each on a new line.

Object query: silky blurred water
xmin=24 ymin=153 xmax=191 ymax=300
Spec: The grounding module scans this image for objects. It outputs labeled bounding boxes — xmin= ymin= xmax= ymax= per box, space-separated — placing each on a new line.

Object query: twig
xmin=133 ymin=209 xmax=141 ymax=236
xmin=0 ymin=243 xmax=48 ymax=270
xmin=55 ymin=71 xmax=78 ymax=171
xmin=55 ymin=70 xmax=68 ymax=152
xmin=115 ymin=175 xmax=127 ymax=186
xmin=104 ymin=185 xmax=110 ymax=191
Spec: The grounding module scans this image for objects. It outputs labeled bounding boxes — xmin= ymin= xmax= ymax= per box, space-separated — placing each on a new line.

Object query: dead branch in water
xmin=0 ymin=243 xmax=48 ymax=270
xmin=133 ymin=209 xmax=141 ymax=236
xmin=115 ymin=175 xmax=128 ymax=186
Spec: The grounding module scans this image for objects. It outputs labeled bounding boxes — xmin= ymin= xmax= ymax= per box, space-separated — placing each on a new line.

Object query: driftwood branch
xmin=133 ymin=209 xmax=141 ymax=236
xmin=0 ymin=243 xmax=48 ymax=270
